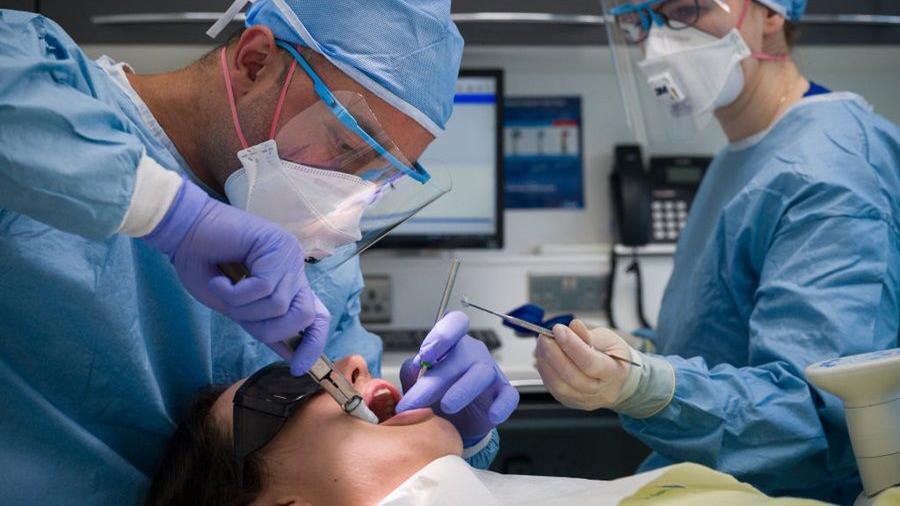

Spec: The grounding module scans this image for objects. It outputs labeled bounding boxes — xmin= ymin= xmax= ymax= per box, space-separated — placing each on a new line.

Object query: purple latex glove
xmin=397 ymin=311 xmax=519 ymax=446
xmin=142 ymin=179 xmax=330 ymax=375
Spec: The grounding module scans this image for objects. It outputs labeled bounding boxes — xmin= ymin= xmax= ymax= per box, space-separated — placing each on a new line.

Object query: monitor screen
xmin=377 ymin=70 xmax=503 ymax=249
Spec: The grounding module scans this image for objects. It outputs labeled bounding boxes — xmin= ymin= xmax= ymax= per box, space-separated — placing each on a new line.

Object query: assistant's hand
xmin=534 ymin=320 xmax=634 ymax=411
xmin=397 ymin=312 xmax=519 ymax=446
xmin=142 ymin=179 xmax=330 ymax=375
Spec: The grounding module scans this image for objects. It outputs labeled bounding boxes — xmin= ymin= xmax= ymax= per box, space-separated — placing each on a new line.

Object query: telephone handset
xmin=610 ymin=144 xmax=651 ymax=247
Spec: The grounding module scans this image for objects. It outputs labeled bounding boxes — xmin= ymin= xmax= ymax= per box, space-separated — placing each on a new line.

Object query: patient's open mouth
xmin=363 ymin=380 xmax=401 ymax=423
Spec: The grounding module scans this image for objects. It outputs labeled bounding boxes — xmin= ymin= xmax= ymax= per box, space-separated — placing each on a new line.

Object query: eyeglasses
xmin=611 ymin=0 xmax=718 ymax=44
xmin=232 ymin=362 xmax=323 ymax=488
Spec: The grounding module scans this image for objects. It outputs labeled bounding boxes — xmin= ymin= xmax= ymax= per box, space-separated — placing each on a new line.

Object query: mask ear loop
xmin=220 ymin=47 xmax=300 ymax=149
xmin=737 ymin=0 xmax=788 ymax=62
xmin=269 ymin=58 xmax=298 ymax=140
xmin=220 ymin=47 xmax=251 ymax=150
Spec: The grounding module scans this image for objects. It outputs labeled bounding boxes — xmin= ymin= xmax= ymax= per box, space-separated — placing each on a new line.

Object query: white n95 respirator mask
xmin=637 ymin=26 xmax=751 ymax=122
xmin=224 ymin=140 xmax=377 ymax=261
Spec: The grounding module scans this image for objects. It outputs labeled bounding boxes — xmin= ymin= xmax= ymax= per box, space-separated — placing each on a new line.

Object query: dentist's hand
xmin=534 ymin=320 xmax=633 ymax=411
xmin=397 ymin=312 xmax=519 ymax=446
xmin=142 ymin=179 xmax=330 ymax=375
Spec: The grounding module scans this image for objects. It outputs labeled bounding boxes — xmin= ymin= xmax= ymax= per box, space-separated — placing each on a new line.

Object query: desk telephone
xmin=606 ymin=145 xmax=711 ymax=329
xmin=610 ymin=144 xmax=710 ymax=246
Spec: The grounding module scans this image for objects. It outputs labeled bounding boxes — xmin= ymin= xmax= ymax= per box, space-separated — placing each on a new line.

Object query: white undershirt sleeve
xmin=117 ymin=153 xmax=184 ymax=237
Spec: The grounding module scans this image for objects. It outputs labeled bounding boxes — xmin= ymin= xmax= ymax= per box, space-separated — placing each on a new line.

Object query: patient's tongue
xmin=370 ymin=390 xmax=396 ymax=423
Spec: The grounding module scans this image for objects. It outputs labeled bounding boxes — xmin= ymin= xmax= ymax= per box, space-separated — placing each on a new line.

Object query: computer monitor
xmin=377 ymin=69 xmax=504 ymax=249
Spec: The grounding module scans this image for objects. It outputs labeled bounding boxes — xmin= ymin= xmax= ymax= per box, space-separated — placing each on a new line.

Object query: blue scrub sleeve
xmin=0 ymin=14 xmax=144 ymax=240
xmin=333 ymin=293 xmax=384 ymax=378
xmin=319 ymin=258 xmax=385 ymax=378
xmin=462 ymin=429 xmax=500 ymax=470
xmin=621 ymin=213 xmax=892 ymax=494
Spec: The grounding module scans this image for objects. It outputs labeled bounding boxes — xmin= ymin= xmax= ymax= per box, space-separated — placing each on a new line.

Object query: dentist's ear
xmin=762 ymin=5 xmax=787 ymax=35
xmin=758 ymin=3 xmax=788 ymax=53
xmin=227 ymin=25 xmax=284 ymax=93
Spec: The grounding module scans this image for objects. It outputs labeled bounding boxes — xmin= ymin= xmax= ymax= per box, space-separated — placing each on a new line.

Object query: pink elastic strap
xmin=752 ymin=51 xmax=789 ymax=61
xmin=220 ymin=47 xmax=250 ymax=150
xmin=268 ymin=58 xmax=298 ymax=140
xmin=737 ymin=0 xmax=751 ymax=29
xmin=737 ymin=0 xmax=789 ymax=62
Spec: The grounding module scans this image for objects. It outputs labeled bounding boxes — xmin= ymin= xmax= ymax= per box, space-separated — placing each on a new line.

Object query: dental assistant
xmin=0 ymin=1 xmax=511 ymax=503
xmin=534 ymin=0 xmax=900 ymax=503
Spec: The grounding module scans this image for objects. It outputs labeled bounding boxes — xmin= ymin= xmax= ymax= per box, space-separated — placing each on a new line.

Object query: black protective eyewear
xmin=233 ymin=362 xmax=323 ymax=487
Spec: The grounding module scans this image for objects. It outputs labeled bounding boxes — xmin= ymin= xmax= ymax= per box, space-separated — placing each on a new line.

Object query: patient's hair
xmin=145 ymin=386 xmax=264 ymax=506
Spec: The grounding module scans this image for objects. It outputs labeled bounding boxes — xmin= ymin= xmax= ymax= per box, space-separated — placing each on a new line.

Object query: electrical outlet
xmin=360 ymin=274 xmax=392 ymax=324
xmin=528 ymin=275 xmax=607 ymax=313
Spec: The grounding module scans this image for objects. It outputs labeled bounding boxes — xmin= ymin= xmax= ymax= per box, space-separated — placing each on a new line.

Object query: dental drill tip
xmin=348 ymin=401 xmax=379 ymax=424
xmin=416 ymin=360 xmax=432 ymax=381
xmin=460 ymin=297 xmax=470 ymax=307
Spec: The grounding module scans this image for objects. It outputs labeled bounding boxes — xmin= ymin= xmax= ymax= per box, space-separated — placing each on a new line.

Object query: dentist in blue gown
xmin=0 ymin=0 xmax=516 ymax=503
xmin=534 ymin=0 xmax=899 ymax=504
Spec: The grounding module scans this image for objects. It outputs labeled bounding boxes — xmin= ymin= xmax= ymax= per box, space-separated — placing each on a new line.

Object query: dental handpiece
xmin=307 ymin=355 xmax=379 ymax=424
xmin=218 ymin=263 xmax=379 ymax=424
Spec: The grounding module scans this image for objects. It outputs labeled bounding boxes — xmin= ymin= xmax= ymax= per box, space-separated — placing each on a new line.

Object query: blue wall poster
xmin=504 ymin=96 xmax=584 ymax=209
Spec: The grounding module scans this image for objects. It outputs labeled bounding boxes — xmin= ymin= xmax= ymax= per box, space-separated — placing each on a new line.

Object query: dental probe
xmin=418 ymin=258 xmax=461 ymax=380
xmin=461 ymin=297 xmax=642 ymax=368
xmin=218 ymin=263 xmax=379 ymax=424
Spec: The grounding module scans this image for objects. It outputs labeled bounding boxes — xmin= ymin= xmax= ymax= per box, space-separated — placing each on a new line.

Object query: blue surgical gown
xmin=621 ymin=92 xmax=900 ymax=504
xmin=0 ymin=11 xmax=384 ymax=504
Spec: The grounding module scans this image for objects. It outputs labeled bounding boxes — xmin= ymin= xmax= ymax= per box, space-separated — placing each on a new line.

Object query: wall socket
xmin=360 ymin=274 xmax=392 ymax=324
xmin=528 ymin=275 xmax=608 ymax=313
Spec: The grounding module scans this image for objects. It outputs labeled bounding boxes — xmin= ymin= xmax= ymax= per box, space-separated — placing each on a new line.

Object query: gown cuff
xmin=117 ymin=153 xmax=183 ymax=237
xmin=612 ymin=351 xmax=676 ymax=419
xmin=462 ymin=431 xmax=494 ymax=459
xmin=462 ymin=429 xmax=500 ymax=469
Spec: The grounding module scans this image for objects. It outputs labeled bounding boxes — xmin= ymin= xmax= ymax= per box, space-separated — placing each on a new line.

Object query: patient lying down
xmin=147 ymin=354 xmax=462 ymax=505
xmin=147 ymin=355 xmax=836 ymax=506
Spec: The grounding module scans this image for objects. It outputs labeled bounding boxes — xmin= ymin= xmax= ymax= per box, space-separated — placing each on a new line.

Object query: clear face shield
xmin=603 ymin=0 xmax=768 ymax=148
xmin=221 ymin=41 xmax=451 ymax=285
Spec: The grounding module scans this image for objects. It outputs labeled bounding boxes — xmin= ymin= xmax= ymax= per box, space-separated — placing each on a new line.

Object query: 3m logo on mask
xmin=648 ymin=72 xmax=685 ymax=105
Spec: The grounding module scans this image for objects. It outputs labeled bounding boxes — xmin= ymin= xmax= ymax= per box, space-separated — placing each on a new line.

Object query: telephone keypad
xmin=651 ymin=198 xmax=689 ymax=243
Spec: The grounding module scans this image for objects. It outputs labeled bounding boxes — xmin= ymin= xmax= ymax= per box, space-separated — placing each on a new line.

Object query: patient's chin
xmin=426 ymin=414 xmax=464 ymax=456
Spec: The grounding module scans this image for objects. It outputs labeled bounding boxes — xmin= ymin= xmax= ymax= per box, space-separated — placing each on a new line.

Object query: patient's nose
xmin=334 ymin=354 xmax=371 ymax=386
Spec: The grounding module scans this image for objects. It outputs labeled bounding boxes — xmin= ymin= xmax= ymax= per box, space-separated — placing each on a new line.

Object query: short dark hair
xmin=145 ymin=386 xmax=265 ymax=506
xmin=199 ymin=27 xmax=246 ymax=67
xmin=784 ymin=20 xmax=800 ymax=48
